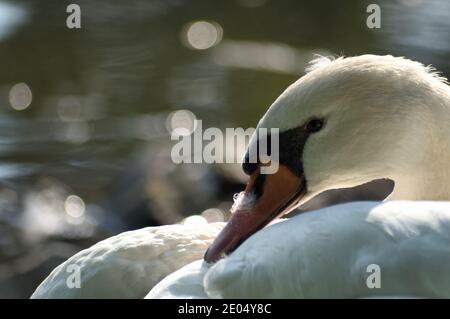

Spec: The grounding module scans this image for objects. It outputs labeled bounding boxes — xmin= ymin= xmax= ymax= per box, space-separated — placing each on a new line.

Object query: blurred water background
xmin=0 ymin=0 xmax=449 ymax=298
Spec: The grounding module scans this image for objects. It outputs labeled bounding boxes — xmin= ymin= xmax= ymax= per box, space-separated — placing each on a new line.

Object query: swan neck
xmin=390 ymin=89 xmax=450 ymax=201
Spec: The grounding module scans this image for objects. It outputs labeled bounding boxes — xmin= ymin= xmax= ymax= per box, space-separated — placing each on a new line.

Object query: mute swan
xmin=203 ymin=54 xmax=450 ymax=263
xmin=33 ymin=55 xmax=450 ymax=299
xmin=149 ymin=54 xmax=450 ymax=299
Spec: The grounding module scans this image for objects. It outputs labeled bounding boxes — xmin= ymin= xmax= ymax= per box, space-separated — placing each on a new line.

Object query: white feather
xmin=148 ymin=202 xmax=450 ymax=298
xmin=31 ymin=223 xmax=224 ymax=298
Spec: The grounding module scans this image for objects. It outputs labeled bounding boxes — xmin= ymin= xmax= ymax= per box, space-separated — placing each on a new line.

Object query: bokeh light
xmin=212 ymin=40 xmax=331 ymax=75
xmin=182 ymin=20 xmax=223 ymax=50
xmin=166 ymin=109 xmax=197 ymax=136
xmin=64 ymin=195 xmax=86 ymax=219
xmin=59 ymin=122 xmax=91 ymax=144
xmin=57 ymin=95 xmax=83 ymax=121
xmin=8 ymin=82 xmax=32 ymax=110
xmin=181 ymin=214 xmax=208 ymax=226
xmin=0 ymin=2 xmax=27 ymax=41
xmin=201 ymin=208 xmax=225 ymax=223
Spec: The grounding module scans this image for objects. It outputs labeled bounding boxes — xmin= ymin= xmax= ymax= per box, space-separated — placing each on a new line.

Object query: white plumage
xmin=146 ymin=260 xmax=209 ymax=299
xmin=31 ymin=223 xmax=224 ymax=298
xmin=148 ymin=201 xmax=450 ymax=298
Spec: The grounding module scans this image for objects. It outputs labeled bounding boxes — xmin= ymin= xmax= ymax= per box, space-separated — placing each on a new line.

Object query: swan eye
xmin=305 ymin=118 xmax=324 ymax=133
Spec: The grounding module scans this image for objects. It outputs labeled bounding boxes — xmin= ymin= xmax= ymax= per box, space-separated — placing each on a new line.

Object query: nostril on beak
xmin=242 ymin=161 xmax=258 ymax=176
xmin=242 ymin=152 xmax=258 ymax=176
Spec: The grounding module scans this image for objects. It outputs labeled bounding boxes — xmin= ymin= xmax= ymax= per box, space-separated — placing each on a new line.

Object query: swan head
xmin=204 ymin=54 xmax=450 ymax=263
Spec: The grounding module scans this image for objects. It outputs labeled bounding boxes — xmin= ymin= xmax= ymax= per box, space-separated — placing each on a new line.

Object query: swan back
xmin=145 ymin=260 xmax=209 ymax=299
xmin=202 ymin=201 xmax=450 ymax=298
xmin=31 ymin=223 xmax=224 ymax=298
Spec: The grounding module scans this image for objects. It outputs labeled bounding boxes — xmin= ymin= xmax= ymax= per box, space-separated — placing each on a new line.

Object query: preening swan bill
xmin=32 ymin=55 xmax=450 ymax=299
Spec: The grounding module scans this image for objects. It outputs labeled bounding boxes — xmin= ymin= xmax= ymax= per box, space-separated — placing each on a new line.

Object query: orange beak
xmin=204 ymin=163 xmax=306 ymax=263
